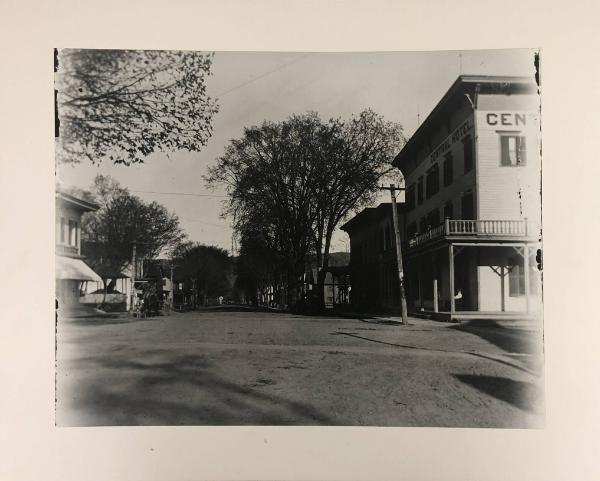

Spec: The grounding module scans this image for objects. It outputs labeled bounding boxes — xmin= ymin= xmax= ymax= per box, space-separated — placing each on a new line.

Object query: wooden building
xmin=393 ymin=75 xmax=542 ymax=320
xmin=55 ymin=191 xmax=102 ymax=308
xmin=340 ymin=203 xmax=405 ymax=312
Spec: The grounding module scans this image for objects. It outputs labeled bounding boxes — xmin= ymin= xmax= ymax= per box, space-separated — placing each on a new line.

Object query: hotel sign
xmin=485 ymin=112 xmax=528 ymax=127
xmin=429 ymin=117 xmax=473 ymax=164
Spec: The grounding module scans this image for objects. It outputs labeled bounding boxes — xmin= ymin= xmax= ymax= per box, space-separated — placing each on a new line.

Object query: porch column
xmin=433 ymin=251 xmax=438 ymax=312
xmin=417 ymin=257 xmax=423 ymax=309
xmin=500 ymin=266 xmax=506 ymax=312
xmin=524 ymin=245 xmax=530 ymax=314
xmin=449 ymin=243 xmax=455 ymax=316
xmin=332 ymin=274 xmax=336 ymax=308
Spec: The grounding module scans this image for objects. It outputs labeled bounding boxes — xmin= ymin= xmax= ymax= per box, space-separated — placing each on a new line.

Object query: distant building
xmin=393 ymin=75 xmax=542 ymax=320
xmin=340 ymin=203 xmax=405 ymax=312
xmin=55 ymin=191 xmax=102 ymax=308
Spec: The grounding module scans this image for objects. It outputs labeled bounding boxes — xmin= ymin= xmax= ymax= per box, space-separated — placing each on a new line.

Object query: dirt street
xmin=56 ymin=309 xmax=544 ymax=427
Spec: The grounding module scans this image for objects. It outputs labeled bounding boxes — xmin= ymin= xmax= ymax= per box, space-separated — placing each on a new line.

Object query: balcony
xmin=407 ymin=219 xmax=530 ymax=249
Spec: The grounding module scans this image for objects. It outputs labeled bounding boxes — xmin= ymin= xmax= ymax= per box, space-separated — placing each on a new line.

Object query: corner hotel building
xmin=393 ymin=75 xmax=542 ymax=320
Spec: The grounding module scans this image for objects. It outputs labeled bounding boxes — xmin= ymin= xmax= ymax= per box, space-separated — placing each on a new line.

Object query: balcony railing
xmin=448 ymin=219 xmax=527 ymax=235
xmin=407 ymin=219 xmax=529 ymax=248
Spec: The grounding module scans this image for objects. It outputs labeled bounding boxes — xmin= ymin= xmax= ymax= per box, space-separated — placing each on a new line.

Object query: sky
xmin=57 ymin=49 xmax=537 ymax=254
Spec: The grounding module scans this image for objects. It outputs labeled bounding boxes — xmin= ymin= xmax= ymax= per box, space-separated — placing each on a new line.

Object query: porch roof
xmin=56 ymin=256 xmax=102 ymax=282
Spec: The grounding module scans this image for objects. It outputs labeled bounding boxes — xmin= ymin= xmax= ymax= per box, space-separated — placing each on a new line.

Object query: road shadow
xmin=358 ymin=318 xmax=417 ymax=326
xmin=198 ymin=305 xmax=277 ymax=313
xmin=60 ymin=313 xmax=175 ymax=327
xmin=449 ymin=319 xmax=542 ymax=355
xmin=455 ymin=374 xmax=543 ymax=415
xmin=330 ymin=331 xmax=534 ymax=374
xmin=59 ymin=352 xmax=336 ymax=426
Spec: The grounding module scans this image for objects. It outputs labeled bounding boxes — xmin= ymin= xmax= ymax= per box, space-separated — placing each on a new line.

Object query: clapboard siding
xmin=475 ymin=96 xmax=541 ymax=225
xmin=404 ymin=109 xmax=476 ymax=230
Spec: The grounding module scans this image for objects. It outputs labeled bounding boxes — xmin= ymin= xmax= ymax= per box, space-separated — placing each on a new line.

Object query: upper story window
xmin=384 ymin=224 xmax=392 ymax=250
xmin=406 ymin=221 xmax=417 ymax=239
xmin=68 ymin=220 xmax=78 ymax=247
xmin=425 ymin=164 xmax=439 ymax=199
xmin=353 ymin=244 xmax=362 ymax=265
xmin=60 ymin=217 xmax=66 ymax=243
xmin=501 ymin=135 xmax=527 ymax=166
xmin=443 ymin=200 xmax=453 ymax=220
xmin=406 ymin=184 xmax=415 ymax=211
xmin=461 ymin=190 xmax=475 ymax=219
xmin=463 ymin=136 xmax=474 ymax=173
xmin=417 ymin=177 xmax=424 ymax=205
xmin=426 ymin=208 xmax=440 ymax=228
xmin=443 ymin=153 xmax=453 ymax=187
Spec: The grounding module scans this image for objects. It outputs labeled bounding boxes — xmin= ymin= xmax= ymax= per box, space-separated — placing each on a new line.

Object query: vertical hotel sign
xmin=428 ymin=116 xmax=473 ymax=166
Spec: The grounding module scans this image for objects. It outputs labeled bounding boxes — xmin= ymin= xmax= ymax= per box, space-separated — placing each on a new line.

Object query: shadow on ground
xmin=455 ymin=374 xmax=543 ymax=414
xmin=64 ymin=352 xmax=336 ymax=426
xmin=450 ymin=319 xmax=541 ymax=355
xmin=63 ymin=315 xmax=139 ymax=327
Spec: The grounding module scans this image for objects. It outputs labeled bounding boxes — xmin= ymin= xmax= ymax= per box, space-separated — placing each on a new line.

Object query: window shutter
xmin=517 ymin=136 xmax=527 ymax=164
xmin=501 ymin=136 xmax=510 ymax=165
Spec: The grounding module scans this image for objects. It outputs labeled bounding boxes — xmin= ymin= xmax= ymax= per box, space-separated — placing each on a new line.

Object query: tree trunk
xmin=314 ymin=231 xmax=333 ymax=312
xmin=286 ymin=269 xmax=297 ymax=308
xmin=107 ymin=278 xmax=117 ymax=293
xmin=100 ymin=278 xmax=108 ymax=309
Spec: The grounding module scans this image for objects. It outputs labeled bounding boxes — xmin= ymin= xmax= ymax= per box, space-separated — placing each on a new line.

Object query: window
xmin=463 ymin=136 xmax=473 ymax=173
xmin=426 ymin=209 xmax=440 ymax=228
xmin=443 ymin=200 xmax=453 ymax=220
xmin=60 ymin=217 xmax=66 ymax=243
xmin=406 ymin=184 xmax=415 ymax=210
xmin=425 ymin=164 xmax=440 ymax=199
xmin=68 ymin=220 xmax=78 ymax=246
xmin=354 ymin=245 xmax=362 ymax=265
xmin=443 ymin=153 xmax=453 ymax=186
xmin=407 ymin=222 xmax=417 ymax=238
xmin=461 ymin=191 xmax=474 ymax=219
xmin=419 ymin=217 xmax=427 ymax=233
xmin=508 ymin=257 xmax=526 ymax=296
xmin=384 ymin=224 xmax=392 ymax=250
xmin=417 ymin=177 xmax=424 ymax=205
xmin=501 ymin=135 xmax=527 ymax=166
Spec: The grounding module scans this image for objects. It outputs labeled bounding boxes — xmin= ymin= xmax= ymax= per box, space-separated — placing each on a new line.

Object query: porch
xmin=404 ymin=229 xmax=541 ymax=321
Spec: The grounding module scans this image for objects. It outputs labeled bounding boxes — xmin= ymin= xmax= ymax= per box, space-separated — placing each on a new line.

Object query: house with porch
xmin=55 ymin=191 xmax=102 ymax=309
xmin=393 ymin=75 xmax=542 ymax=320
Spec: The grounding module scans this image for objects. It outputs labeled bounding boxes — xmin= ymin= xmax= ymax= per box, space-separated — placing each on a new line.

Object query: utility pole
xmin=381 ymin=183 xmax=408 ymax=324
xmin=130 ymin=241 xmax=137 ymax=313
xmin=170 ymin=264 xmax=174 ymax=310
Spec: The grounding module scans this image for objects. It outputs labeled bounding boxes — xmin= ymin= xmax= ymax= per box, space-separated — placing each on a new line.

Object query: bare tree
xmin=208 ymin=110 xmax=404 ymax=311
xmin=81 ymin=176 xmax=186 ymax=306
xmin=311 ymin=109 xmax=405 ymax=308
xmin=56 ymin=49 xmax=219 ymax=165
xmin=207 ymin=114 xmax=327 ymax=306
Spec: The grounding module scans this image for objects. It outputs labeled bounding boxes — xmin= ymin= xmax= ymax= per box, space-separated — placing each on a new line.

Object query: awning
xmin=56 ymin=256 xmax=102 ymax=282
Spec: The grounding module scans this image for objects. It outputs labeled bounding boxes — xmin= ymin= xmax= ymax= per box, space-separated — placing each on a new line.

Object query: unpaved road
xmin=56 ymin=309 xmax=544 ymax=427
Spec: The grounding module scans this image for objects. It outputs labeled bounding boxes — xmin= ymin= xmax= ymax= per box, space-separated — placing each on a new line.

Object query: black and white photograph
xmin=54 ymin=48 xmax=544 ymax=428
xmin=5 ymin=1 xmax=600 ymax=480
